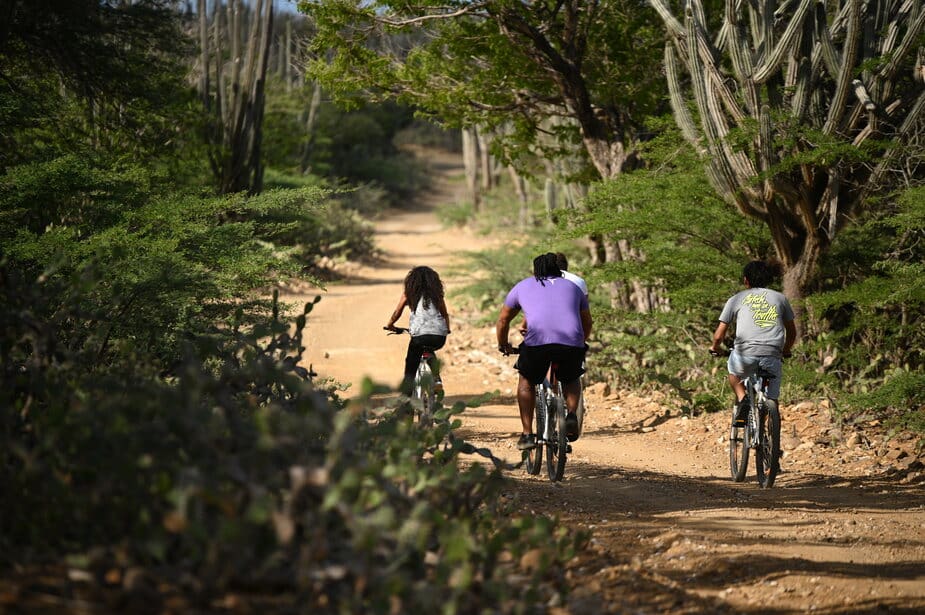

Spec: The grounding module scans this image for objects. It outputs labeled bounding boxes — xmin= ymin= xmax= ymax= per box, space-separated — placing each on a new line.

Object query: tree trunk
xmin=508 ymin=165 xmax=530 ymax=229
xmin=299 ymin=81 xmax=323 ymax=174
xmin=462 ymin=127 xmax=481 ymax=211
xmin=544 ymin=177 xmax=557 ymax=219
xmin=477 ymin=127 xmax=493 ymax=191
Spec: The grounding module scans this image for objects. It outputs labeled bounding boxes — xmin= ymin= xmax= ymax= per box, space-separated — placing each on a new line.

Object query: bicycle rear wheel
xmin=755 ymin=400 xmax=781 ymax=488
xmin=526 ymin=385 xmax=545 ymax=475
xmin=729 ymin=402 xmax=749 ymax=482
xmin=546 ymin=393 xmax=567 ymax=482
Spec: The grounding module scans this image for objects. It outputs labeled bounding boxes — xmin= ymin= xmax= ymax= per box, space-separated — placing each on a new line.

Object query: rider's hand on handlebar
xmin=498 ymin=342 xmax=515 ymax=356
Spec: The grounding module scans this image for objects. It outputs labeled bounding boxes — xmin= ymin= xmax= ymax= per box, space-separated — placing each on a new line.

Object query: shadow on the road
xmin=515 ymin=459 xmax=925 ymax=516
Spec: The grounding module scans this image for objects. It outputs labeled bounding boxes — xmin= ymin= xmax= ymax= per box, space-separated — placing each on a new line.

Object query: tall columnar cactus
xmin=197 ymin=0 xmax=274 ymax=195
xmin=650 ymin=0 xmax=925 ymax=300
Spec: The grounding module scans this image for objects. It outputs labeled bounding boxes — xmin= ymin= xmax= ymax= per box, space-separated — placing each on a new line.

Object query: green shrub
xmin=1 ymin=262 xmax=581 ymax=611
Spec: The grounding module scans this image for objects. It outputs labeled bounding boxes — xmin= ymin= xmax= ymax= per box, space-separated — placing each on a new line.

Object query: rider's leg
xmin=401 ymin=338 xmax=424 ymax=395
xmin=517 ymin=374 xmax=536 ymax=434
xmin=728 ymin=373 xmax=746 ymax=402
xmin=563 ymin=378 xmax=581 ymax=413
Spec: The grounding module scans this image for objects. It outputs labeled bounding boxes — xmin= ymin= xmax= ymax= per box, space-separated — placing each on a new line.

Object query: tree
xmin=0 ymin=0 xmax=195 ymax=170
xmin=303 ymin=0 xmax=673 ymax=309
xmin=303 ymin=0 xmax=667 ymax=181
xmin=649 ymin=0 xmax=925 ymax=303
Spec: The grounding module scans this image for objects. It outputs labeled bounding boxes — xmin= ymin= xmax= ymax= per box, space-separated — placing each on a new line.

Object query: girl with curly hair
xmin=385 ymin=266 xmax=451 ymax=394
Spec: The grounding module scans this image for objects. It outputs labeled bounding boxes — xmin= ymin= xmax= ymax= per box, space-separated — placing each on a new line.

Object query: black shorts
xmin=514 ymin=344 xmax=586 ymax=386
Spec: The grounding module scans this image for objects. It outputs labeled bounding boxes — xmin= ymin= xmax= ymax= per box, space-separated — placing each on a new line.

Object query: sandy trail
xmin=284 ymin=148 xmax=925 ymax=614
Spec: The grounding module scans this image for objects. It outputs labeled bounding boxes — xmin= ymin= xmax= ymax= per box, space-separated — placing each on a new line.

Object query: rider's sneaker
xmin=565 ymin=412 xmax=580 ymax=441
xmin=517 ymin=433 xmax=536 ymax=450
xmin=732 ymin=398 xmax=748 ymax=427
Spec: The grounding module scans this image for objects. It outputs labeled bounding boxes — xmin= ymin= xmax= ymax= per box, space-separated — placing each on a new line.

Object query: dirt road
xmin=288 ymin=149 xmax=925 ymax=614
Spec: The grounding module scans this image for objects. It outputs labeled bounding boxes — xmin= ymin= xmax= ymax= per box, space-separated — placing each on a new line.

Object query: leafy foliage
xmin=0 ymin=155 xmax=338 ymax=365
xmin=1 ymin=260 xmax=581 ymax=610
xmin=0 ymin=0 xmax=199 ymax=172
xmin=304 ymin=0 xmax=669 ymax=177
xmin=564 ymin=126 xmax=770 ymax=397
xmin=802 ymin=186 xmax=925 ymax=416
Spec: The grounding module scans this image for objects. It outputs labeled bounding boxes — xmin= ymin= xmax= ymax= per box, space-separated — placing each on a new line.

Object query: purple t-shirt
xmin=504 ymin=276 xmax=589 ymax=347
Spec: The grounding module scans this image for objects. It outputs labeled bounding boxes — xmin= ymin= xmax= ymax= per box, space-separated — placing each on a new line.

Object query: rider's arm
xmin=580 ymin=308 xmax=592 ymax=341
xmin=710 ymin=321 xmax=729 ymax=353
xmin=386 ymin=293 xmax=408 ymax=329
xmin=496 ymin=304 xmax=520 ymax=351
xmin=783 ymin=318 xmax=797 ymax=356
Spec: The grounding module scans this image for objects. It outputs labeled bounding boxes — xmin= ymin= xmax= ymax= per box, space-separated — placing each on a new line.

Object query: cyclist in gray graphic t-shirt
xmin=709 ymin=261 xmax=797 ymax=425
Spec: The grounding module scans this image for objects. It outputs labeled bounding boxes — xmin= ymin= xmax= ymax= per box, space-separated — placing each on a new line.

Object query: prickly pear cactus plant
xmin=649 ymin=0 xmax=925 ymax=299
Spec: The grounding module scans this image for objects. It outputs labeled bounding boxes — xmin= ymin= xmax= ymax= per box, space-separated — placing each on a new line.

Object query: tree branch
xmin=377 ymin=3 xmax=489 ymax=27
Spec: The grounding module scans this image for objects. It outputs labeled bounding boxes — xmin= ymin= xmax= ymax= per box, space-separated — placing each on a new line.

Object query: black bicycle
xmin=712 ymin=349 xmax=781 ymax=488
xmin=502 ymin=347 xmax=570 ymax=482
xmin=385 ymin=326 xmax=439 ymax=426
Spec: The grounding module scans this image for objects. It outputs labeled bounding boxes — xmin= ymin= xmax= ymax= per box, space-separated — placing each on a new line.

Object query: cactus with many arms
xmin=649 ymin=0 xmax=925 ymax=299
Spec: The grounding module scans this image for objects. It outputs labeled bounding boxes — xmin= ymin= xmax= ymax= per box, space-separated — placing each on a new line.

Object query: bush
xmin=801 ymin=185 xmax=925 ymax=419
xmin=1 ymin=262 xmax=581 ymax=611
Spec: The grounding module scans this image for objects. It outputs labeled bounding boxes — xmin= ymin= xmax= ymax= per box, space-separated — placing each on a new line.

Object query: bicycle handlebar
xmin=385 ymin=325 xmax=409 ymax=335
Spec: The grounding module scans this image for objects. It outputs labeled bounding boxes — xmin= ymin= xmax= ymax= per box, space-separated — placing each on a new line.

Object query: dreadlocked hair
xmin=404 ymin=266 xmax=444 ymax=311
xmin=533 ymin=252 xmax=562 ymax=286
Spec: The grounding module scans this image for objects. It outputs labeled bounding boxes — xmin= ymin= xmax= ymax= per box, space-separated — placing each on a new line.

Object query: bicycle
xmin=711 ymin=349 xmax=782 ymax=488
xmin=502 ymin=347 xmax=571 ymax=482
xmin=385 ymin=326 xmax=440 ymax=426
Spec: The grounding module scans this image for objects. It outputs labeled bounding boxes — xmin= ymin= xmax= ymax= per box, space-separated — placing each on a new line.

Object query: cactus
xmin=649 ymin=0 xmax=925 ymax=299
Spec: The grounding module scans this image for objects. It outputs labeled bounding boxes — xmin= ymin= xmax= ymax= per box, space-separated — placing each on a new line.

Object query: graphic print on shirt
xmin=742 ymin=292 xmax=779 ymax=328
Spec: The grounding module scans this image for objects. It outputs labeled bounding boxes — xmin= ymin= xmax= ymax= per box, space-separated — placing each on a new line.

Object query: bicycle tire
xmin=575 ymin=388 xmax=585 ymax=438
xmin=729 ymin=401 xmax=749 ymax=482
xmin=755 ymin=400 xmax=781 ymax=488
xmin=526 ymin=385 xmax=545 ymax=475
xmin=546 ymin=391 xmax=567 ymax=482
xmin=415 ymin=363 xmax=434 ymax=427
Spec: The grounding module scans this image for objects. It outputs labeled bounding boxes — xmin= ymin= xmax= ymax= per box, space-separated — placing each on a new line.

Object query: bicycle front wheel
xmin=729 ymin=403 xmax=749 ymax=482
xmin=755 ymin=400 xmax=781 ymax=488
xmin=526 ymin=385 xmax=545 ymax=475
xmin=546 ymin=394 xmax=567 ymax=482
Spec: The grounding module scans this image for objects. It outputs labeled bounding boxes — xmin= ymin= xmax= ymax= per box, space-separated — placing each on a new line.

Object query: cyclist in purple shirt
xmin=497 ymin=253 xmax=592 ymax=450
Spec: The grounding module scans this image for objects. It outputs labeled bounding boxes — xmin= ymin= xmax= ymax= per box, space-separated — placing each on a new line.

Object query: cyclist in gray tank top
xmin=385 ymin=266 xmax=451 ymax=395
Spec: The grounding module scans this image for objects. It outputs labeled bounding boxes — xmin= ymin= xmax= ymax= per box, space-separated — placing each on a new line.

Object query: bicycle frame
xmin=744 ymin=372 xmax=769 ymax=447
xmin=532 ymin=361 xmax=569 ymax=482
xmin=536 ymin=371 xmax=562 ymax=444
xmin=714 ymin=348 xmax=782 ymax=488
xmin=385 ymin=326 xmax=438 ymax=425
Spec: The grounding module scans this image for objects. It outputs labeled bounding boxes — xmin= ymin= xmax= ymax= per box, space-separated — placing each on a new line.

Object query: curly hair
xmin=404 ymin=266 xmax=444 ymax=311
